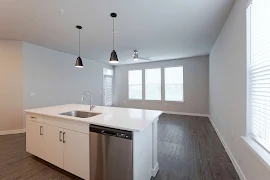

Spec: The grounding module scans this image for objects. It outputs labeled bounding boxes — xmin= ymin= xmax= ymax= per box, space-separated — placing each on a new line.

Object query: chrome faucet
xmin=81 ymin=91 xmax=95 ymax=111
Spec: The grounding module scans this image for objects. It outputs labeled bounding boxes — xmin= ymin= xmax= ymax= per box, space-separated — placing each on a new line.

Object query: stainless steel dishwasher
xmin=90 ymin=125 xmax=133 ymax=180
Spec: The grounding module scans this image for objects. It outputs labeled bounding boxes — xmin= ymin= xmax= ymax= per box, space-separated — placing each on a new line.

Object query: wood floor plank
xmin=0 ymin=114 xmax=240 ymax=180
xmin=152 ymin=114 xmax=240 ymax=180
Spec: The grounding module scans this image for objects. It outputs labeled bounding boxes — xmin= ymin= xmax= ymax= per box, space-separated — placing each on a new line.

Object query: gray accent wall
xmin=115 ymin=56 xmax=209 ymax=114
xmin=0 ymin=40 xmax=113 ymax=132
xmin=23 ymin=42 xmax=113 ymax=110
xmin=209 ymin=0 xmax=270 ymax=179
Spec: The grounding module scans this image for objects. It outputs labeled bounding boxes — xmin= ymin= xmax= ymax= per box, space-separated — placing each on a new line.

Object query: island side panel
xmin=152 ymin=117 xmax=159 ymax=176
xmin=133 ymin=123 xmax=152 ymax=180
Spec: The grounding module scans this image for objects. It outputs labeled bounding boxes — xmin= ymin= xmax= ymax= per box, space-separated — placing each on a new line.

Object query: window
xmin=248 ymin=0 xmax=270 ymax=152
xmin=165 ymin=67 xmax=183 ymax=101
xmin=103 ymin=68 xmax=113 ymax=106
xmin=128 ymin=70 xmax=142 ymax=99
xmin=104 ymin=68 xmax=113 ymax=76
xmin=128 ymin=67 xmax=184 ymax=101
xmin=145 ymin=68 xmax=161 ymax=100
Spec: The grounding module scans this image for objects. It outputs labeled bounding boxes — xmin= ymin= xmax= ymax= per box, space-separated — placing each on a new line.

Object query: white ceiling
xmin=0 ymin=0 xmax=235 ymax=65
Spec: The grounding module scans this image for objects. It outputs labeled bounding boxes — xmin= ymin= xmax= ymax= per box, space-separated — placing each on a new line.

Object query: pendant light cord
xmin=113 ymin=17 xmax=115 ymax=50
xmin=79 ymin=29 xmax=81 ymax=56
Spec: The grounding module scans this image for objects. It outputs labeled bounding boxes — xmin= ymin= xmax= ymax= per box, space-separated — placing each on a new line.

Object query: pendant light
xmin=75 ymin=25 xmax=83 ymax=68
xmin=109 ymin=13 xmax=119 ymax=64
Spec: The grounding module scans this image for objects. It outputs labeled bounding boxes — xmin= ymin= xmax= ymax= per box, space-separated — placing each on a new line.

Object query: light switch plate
xmin=30 ymin=93 xmax=35 ymax=97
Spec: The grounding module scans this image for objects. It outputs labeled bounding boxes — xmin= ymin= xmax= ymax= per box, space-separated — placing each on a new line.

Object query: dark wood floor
xmin=151 ymin=114 xmax=240 ymax=180
xmin=0 ymin=114 xmax=240 ymax=180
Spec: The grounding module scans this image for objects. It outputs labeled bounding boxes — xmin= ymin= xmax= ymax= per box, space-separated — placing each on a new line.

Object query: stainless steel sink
xmin=60 ymin=111 xmax=101 ymax=118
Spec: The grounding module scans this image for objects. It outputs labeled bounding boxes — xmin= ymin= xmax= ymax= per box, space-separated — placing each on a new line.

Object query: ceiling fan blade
xmin=138 ymin=57 xmax=151 ymax=61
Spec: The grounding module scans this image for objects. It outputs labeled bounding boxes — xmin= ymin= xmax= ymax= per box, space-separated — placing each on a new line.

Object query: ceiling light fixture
xmin=133 ymin=50 xmax=139 ymax=61
xmin=109 ymin=13 xmax=119 ymax=64
xmin=75 ymin=25 xmax=83 ymax=68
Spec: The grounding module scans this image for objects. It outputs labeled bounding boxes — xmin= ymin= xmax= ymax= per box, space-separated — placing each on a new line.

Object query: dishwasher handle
xmin=100 ymin=130 xmax=114 ymax=136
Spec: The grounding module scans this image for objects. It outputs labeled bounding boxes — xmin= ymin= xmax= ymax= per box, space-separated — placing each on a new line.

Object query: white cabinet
xmin=63 ymin=129 xmax=89 ymax=180
xmin=26 ymin=113 xmax=90 ymax=180
xmin=26 ymin=119 xmax=44 ymax=159
xmin=43 ymin=124 xmax=90 ymax=179
xmin=43 ymin=124 xmax=64 ymax=169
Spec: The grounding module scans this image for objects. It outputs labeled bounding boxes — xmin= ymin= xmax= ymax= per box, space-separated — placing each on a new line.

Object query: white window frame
xmin=144 ymin=68 xmax=162 ymax=102
xmin=127 ymin=66 xmax=184 ymax=103
xmin=244 ymin=1 xmax=270 ymax=168
xmin=103 ymin=68 xmax=114 ymax=106
xmin=128 ymin=69 xmax=143 ymax=100
xmin=164 ymin=66 xmax=184 ymax=103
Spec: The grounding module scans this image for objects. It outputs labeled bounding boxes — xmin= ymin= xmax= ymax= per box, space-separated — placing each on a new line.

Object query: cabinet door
xmin=63 ymin=129 xmax=89 ymax=180
xmin=43 ymin=124 xmax=64 ymax=168
xmin=26 ymin=120 xmax=44 ymax=158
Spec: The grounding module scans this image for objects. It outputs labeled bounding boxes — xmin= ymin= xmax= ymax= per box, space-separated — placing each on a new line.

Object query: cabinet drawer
xmin=44 ymin=116 xmax=89 ymax=134
xmin=26 ymin=113 xmax=44 ymax=123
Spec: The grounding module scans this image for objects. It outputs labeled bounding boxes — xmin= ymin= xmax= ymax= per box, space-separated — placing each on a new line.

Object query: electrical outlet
xmin=29 ymin=93 xmax=35 ymax=97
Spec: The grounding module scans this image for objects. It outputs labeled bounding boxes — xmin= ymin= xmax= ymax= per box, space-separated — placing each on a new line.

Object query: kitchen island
xmin=24 ymin=104 xmax=162 ymax=180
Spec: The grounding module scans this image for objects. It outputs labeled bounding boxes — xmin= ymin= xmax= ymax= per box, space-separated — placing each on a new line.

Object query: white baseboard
xmin=164 ymin=111 xmax=209 ymax=117
xmin=152 ymin=163 xmax=159 ymax=177
xmin=0 ymin=129 xmax=26 ymax=135
xmin=208 ymin=116 xmax=247 ymax=180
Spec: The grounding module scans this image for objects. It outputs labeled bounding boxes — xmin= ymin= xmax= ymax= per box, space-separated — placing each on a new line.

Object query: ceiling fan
xmin=125 ymin=50 xmax=151 ymax=62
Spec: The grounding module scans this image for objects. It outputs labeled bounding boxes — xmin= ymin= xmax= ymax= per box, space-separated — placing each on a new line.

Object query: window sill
xmin=145 ymin=100 xmax=162 ymax=102
xmin=128 ymin=99 xmax=143 ymax=101
xmin=128 ymin=99 xmax=163 ymax=103
xmin=127 ymin=99 xmax=184 ymax=103
xmin=165 ymin=100 xmax=184 ymax=103
xmin=242 ymin=136 xmax=270 ymax=170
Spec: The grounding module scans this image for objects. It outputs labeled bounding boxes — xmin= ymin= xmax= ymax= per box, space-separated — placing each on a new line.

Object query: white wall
xmin=115 ymin=56 xmax=209 ymax=114
xmin=209 ymin=0 xmax=270 ymax=179
xmin=23 ymin=42 xmax=113 ymax=110
xmin=0 ymin=40 xmax=23 ymax=132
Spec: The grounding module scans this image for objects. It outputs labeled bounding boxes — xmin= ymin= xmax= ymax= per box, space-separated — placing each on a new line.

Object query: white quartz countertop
xmin=24 ymin=104 xmax=162 ymax=132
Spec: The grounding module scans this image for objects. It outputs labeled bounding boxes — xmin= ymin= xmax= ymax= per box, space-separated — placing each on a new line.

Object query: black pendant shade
xmin=75 ymin=25 xmax=83 ymax=68
xmin=110 ymin=50 xmax=118 ymax=63
xmin=75 ymin=56 xmax=83 ymax=68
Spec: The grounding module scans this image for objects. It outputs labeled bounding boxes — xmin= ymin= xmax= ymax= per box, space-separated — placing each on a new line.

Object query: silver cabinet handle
xmin=40 ymin=126 xmax=43 ymax=135
xmin=63 ymin=132 xmax=66 ymax=143
xmin=59 ymin=131 xmax=62 ymax=142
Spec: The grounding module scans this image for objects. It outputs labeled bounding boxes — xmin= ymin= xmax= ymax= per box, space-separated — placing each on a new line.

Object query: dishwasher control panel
xmin=116 ymin=133 xmax=131 ymax=139
xmin=90 ymin=125 xmax=133 ymax=140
